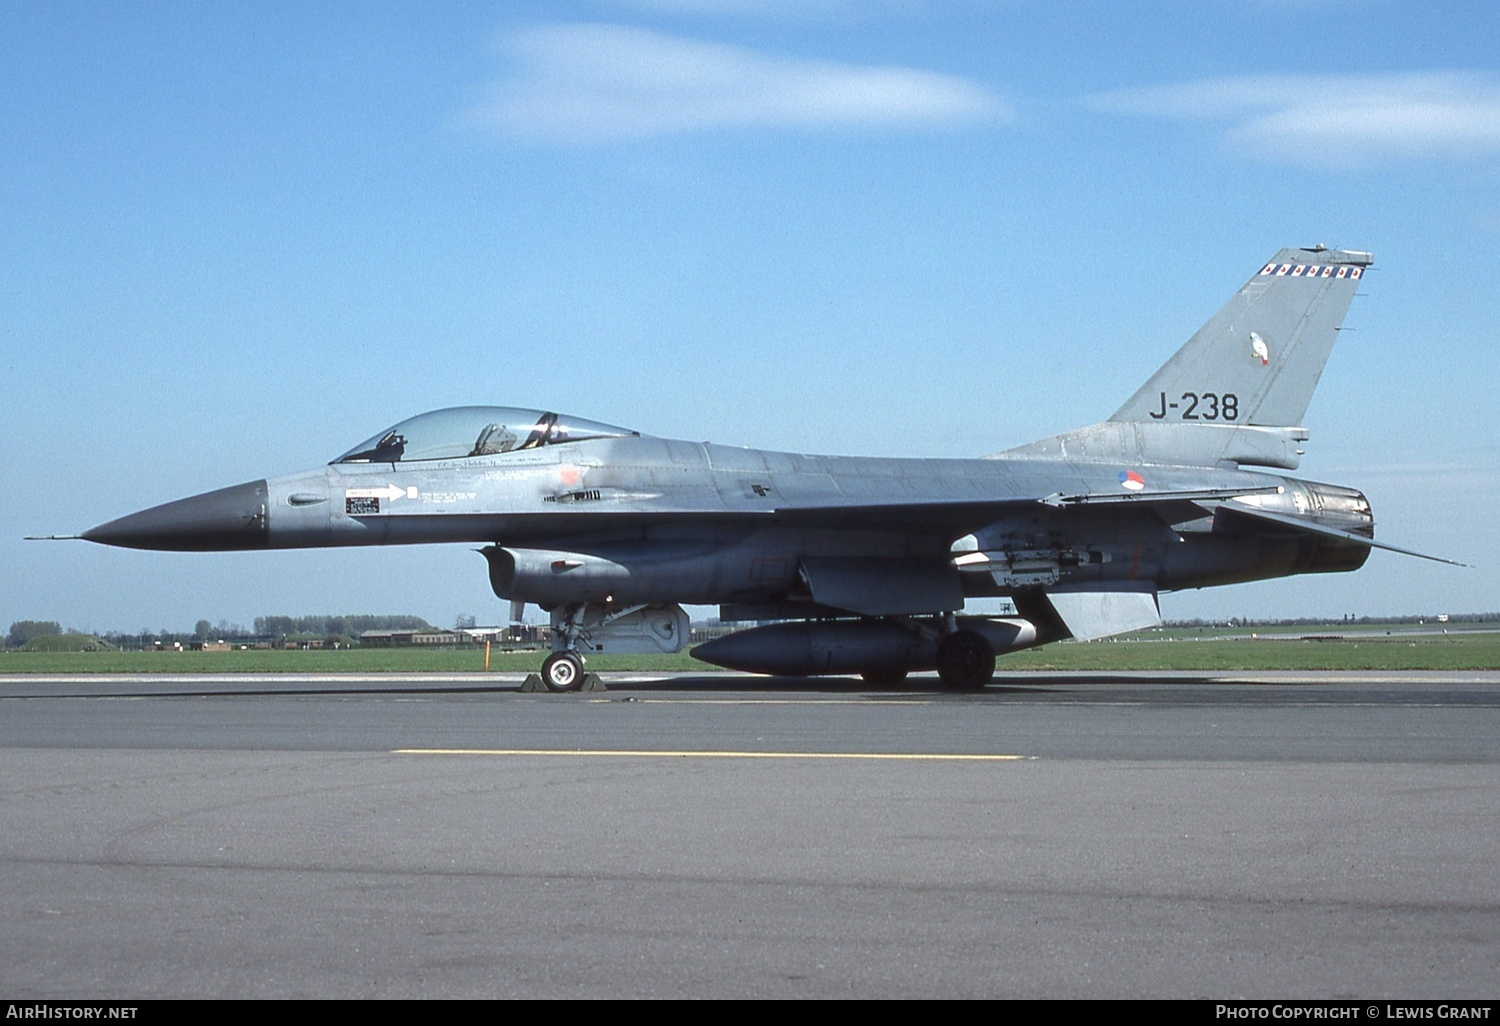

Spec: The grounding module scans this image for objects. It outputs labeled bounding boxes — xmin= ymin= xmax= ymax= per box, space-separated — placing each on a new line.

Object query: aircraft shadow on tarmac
xmin=6 ymin=673 xmax=1227 ymax=701
xmin=605 ymin=672 xmax=1253 ymax=695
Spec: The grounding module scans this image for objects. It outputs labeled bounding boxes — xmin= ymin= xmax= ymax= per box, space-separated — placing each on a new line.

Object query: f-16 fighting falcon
xmin=73 ymin=246 xmax=1460 ymax=690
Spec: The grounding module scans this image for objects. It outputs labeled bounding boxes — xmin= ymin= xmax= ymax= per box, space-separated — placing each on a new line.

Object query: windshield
xmin=335 ymin=406 xmax=638 ymax=464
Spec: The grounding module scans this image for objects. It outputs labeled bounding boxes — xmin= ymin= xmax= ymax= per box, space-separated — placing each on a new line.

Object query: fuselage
xmin=83 ymin=429 xmax=1373 ymax=613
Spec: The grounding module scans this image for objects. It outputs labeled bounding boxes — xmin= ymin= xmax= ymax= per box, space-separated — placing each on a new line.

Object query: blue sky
xmin=3 ymin=0 xmax=1497 ymax=634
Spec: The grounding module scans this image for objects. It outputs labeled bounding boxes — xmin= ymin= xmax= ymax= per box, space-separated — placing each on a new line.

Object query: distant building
xmin=360 ymin=629 xmax=465 ymax=647
xmin=478 ymin=624 xmax=551 ymax=647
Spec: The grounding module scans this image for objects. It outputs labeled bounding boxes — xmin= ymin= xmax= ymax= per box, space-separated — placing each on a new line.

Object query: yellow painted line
xmin=605 ymin=699 xmax=934 ymax=706
xmin=394 ymin=748 xmax=1024 ymax=761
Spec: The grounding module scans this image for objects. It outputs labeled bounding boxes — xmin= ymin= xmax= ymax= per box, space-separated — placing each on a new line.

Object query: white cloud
xmin=607 ymin=0 xmax=847 ymax=12
xmin=467 ymin=23 xmax=1007 ymax=144
xmin=1089 ymin=72 xmax=1500 ymax=165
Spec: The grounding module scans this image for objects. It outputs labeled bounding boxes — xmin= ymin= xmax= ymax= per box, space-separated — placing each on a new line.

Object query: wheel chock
xmin=519 ymin=672 xmax=608 ymax=693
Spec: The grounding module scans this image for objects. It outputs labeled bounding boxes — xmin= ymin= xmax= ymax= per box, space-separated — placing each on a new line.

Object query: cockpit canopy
xmin=335 ymin=406 xmax=639 ymax=464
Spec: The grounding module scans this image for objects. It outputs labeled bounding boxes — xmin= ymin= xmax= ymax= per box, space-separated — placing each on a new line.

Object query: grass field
xmin=4 ymin=629 xmax=1498 ymax=674
xmin=1001 ymin=630 xmax=1500 ymax=671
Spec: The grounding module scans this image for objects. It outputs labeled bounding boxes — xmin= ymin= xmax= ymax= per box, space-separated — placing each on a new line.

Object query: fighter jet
xmin=75 ymin=246 xmax=1459 ymax=690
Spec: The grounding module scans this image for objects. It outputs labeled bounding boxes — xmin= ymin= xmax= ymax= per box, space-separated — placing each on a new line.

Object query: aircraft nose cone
xmin=82 ymin=480 xmax=270 ymax=551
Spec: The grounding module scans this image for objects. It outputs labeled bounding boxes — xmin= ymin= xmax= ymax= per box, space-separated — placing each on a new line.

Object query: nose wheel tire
xmin=936 ymin=630 xmax=995 ymax=690
xmin=541 ymin=651 xmax=585 ymax=692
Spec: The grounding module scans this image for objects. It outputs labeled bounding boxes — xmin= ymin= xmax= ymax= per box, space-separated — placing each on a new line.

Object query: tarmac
xmin=2 ymin=670 xmax=1497 ymax=997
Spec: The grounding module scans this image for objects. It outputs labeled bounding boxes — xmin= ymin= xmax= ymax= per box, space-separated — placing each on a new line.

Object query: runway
xmin=2 ymin=671 xmax=1497 ymax=997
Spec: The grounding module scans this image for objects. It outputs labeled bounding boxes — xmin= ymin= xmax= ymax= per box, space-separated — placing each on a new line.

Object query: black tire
xmin=860 ymin=668 xmax=909 ymax=688
xmin=541 ymin=651 xmax=585 ymax=692
xmin=936 ymin=630 xmax=995 ymax=690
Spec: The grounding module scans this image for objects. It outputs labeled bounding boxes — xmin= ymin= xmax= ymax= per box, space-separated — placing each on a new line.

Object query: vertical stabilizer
xmin=1110 ymin=245 xmax=1371 ymax=428
xmin=997 ymin=246 xmax=1371 ymax=469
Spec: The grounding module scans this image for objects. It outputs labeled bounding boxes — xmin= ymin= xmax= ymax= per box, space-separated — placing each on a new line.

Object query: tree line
xmin=251 ymin=614 xmax=434 ymax=639
xmin=6 ymin=615 xmax=437 ymax=649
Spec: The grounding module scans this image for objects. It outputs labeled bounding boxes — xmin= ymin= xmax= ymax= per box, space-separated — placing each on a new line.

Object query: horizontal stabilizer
xmin=1219 ymin=502 xmax=1470 ymax=567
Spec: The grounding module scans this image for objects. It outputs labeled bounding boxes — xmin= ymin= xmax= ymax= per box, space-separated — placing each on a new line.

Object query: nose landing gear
xmin=540 ymin=650 xmax=585 ymax=692
xmin=522 ymin=603 xmax=606 ymax=693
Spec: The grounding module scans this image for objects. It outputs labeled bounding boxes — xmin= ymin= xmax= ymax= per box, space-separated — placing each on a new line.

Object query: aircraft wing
xmin=765 ymin=485 xmax=1287 ymax=534
xmin=1040 ymin=484 xmax=1285 ymax=507
xmin=764 ymin=497 xmax=1037 ymax=533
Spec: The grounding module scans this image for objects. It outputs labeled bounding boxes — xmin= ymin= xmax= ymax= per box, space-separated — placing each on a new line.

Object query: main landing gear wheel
xmin=541 ymin=651 xmax=585 ymax=692
xmin=936 ymin=630 xmax=995 ymax=690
